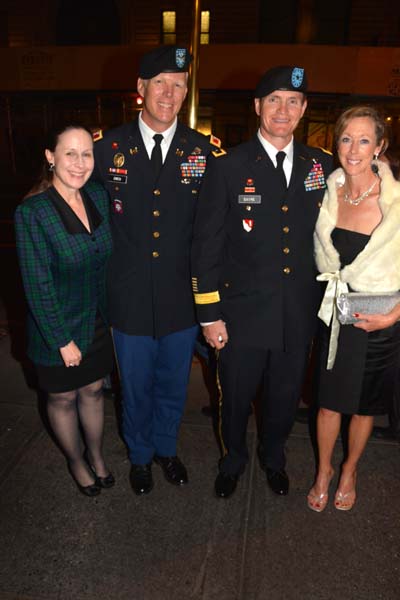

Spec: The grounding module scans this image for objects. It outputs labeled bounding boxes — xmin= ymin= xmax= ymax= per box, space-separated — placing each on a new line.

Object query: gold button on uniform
xmin=152 ymin=251 xmax=159 ymax=258
xmin=283 ymin=247 xmax=290 ymax=254
xmin=281 ymin=205 xmax=289 ymax=212
xmin=224 ymin=282 xmax=230 ymax=287
xmin=192 ymin=189 xmax=198 ymax=194
xmin=245 ymin=205 xmax=252 ymax=212
xmin=283 ymin=267 xmax=291 ymax=274
xmin=153 ymin=189 xmax=161 ymax=196
xmin=153 ymin=210 xmax=160 ymax=217
xmin=153 ymin=231 xmax=160 ymax=238
xmin=282 ymin=226 xmax=289 ymax=233
xmin=318 ymin=202 xmax=322 ymax=208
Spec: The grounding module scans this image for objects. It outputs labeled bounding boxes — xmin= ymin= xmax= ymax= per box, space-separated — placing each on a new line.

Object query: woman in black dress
xmin=15 ymin=124 xmax=115 ymax=496
xmin=308 ymin=106 xmax=400 ymax=511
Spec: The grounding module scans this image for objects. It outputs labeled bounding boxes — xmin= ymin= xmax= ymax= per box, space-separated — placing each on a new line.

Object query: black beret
xmin=139 ymin=45 xmax=192 ymax=79
xmin=255 ymin=65 xmax=308 ymax=98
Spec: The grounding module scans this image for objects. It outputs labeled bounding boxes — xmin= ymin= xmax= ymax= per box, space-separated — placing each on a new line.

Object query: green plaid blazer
xmin=14 ymin=181 xmax=112 ymax=366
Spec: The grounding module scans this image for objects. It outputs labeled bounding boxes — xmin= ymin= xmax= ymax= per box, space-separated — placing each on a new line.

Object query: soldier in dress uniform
xmin=93 ymin=46 xmax=222 ymax=495
xmin=191 ymin=66 xmax=333 ymax=499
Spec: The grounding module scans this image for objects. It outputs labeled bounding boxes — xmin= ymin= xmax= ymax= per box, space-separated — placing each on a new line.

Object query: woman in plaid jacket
xmin=15 ymin=124 xmax=115 ymax=497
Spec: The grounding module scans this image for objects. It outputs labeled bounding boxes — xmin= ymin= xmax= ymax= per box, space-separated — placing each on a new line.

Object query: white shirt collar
xmin=138 ymin=112 xmax=177 ymax=158
xmin=256 ymin=131 xmax=294 ymax=167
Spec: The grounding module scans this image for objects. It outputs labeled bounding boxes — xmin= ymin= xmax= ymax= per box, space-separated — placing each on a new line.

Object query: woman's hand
xmin=353 ymin=311 xmax=397 ymax=332
xmin=59 ymin=341 xmax=82 ymax=367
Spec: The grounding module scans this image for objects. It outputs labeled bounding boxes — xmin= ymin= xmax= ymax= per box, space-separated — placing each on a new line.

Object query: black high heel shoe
xmin=77 ymin=480 xmax=102 ymax=497
xmin=83 ymin=451 xmax=115 ymax=489
xmin=68 ymin=464 xmax=101 ymax=497
xmin=95 ymin=472 xmax=115 ymax=489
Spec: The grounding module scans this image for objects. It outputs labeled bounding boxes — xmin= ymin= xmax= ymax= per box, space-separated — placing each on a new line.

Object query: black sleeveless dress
xmin=316 ymin=227 xmax=400 ymax=415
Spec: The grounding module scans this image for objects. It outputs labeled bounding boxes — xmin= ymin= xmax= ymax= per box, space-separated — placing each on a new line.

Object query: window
xmin=201 ymin=11 xmax=210 ymax=44
xmin=162 ymin=11 xmax=176 ymax=45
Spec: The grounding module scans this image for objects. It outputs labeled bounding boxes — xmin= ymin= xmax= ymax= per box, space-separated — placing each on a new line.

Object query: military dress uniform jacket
xmin=93 ymin=119 xmax=217 ymax=337
xmin=191 ymin=136 xmax=333 ymax=351
xmin=14 ymin=181 xmax=113 ymax=366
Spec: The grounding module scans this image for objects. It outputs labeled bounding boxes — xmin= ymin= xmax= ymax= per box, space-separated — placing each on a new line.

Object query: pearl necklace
xmin=343 ymin=177 xmax=378 ymax=206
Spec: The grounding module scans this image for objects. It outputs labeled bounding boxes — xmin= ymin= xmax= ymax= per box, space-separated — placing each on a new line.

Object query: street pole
xmin=187 ymin=0 xmax=201 ymax=130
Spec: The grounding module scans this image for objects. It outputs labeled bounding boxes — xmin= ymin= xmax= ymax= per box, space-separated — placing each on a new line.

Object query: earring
xmin=48 ymin=162 xmax=54 ymax=172
xmin=373 ymin=153 xmax=379 ymax=160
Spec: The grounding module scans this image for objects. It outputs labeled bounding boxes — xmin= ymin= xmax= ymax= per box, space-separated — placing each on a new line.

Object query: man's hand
xmin=202 ymin=320 xmax=228 ymax=350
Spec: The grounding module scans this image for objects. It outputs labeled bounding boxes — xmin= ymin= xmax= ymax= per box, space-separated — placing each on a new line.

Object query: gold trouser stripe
xmin=194 ymin=291 xmax=220 ymax=304
xmin=215 ymin=349 xmax=227 ymax=457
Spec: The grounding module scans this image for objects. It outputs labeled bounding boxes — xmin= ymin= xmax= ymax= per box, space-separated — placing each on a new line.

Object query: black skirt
xmin=316 ymin=227 xmax=400 ymax=416
xmin=36 ymin=315 xmax=114 ymax=393
xmin=317 ymin=320 xmax=400 ymax=415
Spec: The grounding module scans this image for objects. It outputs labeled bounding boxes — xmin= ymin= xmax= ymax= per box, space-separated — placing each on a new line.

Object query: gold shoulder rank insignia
xmin=212 ymin=147 xmax=227 ymax=158
xmin=318 ymin=147 xmax=333 ymax=155
xmin=93 ymin=129 xmax=103 ymax=142
xmin=209 ymin=134 xmax=221 ymax=148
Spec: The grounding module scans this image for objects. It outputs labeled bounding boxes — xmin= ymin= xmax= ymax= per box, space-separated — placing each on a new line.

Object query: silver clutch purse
xmin=336 ymin=292 xmax=400 ymax=325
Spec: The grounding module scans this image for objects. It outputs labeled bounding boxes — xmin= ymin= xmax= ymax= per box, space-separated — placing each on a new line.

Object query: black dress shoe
xmin=83 ymin=451 xmax=115 ymax=489
xmin=154 ymin=455 xmax=188 ymax=485
xmin=96 ymin=472 xmax=116 ymax=489
xmin=214 ymin=472 xmax=238 ymax=499
xmin=266 ymin=468 xmax=289 ymax=496
xmin=68 ymin=466 xmax=101 ymax=497
xmin=130 ymin=464 xmax=153 ymax=495
xmin=77 ymin=481 xmax=102 ymax=497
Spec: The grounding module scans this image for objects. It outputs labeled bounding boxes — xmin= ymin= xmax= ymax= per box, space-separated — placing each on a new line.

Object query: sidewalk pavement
xmin=0 ymin=320 xmax=399 ymax=600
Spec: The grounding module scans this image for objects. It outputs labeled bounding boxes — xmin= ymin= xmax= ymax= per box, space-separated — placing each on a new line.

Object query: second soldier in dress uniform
xmin=93 ymin=46 xmax=222 ymax=495
xmin=191 ymin=66 xmax=333 ymax=499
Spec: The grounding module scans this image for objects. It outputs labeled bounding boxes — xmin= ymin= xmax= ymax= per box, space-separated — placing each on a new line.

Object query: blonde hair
xmin=334 ymin=105 xmax=387 ymax=153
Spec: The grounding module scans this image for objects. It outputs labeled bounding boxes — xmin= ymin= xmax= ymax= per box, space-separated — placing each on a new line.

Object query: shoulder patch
xmin=92 ymin=129 xmax=103 ymax=142
xmin=318 ymin=146 xmax=333 ymax=156
xmin=209 ymin=134 xmax=221 ymax=148
xmin=212 ymin=147 xmax=227 ymax=158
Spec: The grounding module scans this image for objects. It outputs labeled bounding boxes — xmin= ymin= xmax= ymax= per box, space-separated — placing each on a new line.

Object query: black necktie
xmin=151 ymin=134 xmax=163 ymax=179
xmin=275 ymin=151 xmax=287 ymax=190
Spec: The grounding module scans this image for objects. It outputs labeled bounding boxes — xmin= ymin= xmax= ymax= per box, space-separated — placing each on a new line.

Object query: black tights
xmin=47 ymin=379 xmax=109 ymax=486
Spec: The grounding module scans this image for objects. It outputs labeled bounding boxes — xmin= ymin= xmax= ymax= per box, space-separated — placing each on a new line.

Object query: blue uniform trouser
xmin=113 ymin=325 xmax=198 ymax=465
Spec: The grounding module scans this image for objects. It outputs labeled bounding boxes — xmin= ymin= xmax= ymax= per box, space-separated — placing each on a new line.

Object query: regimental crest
xmin=291 ymin=67 xmax=304 ymax=89
xmin=175 ymin=48 xmax=187 ymax=69
xmin=242 ymin=219 xmax=254 ymax=232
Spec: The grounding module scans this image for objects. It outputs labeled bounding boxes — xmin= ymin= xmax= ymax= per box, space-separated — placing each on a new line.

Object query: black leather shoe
xmin=214 ymin=472 xmax=238 ymax=498
xmin=68 ymin=466 xmax=101 ymax=497
xmin=96 ymin=473 xmax=116 ymax=489
xmin=266 ymin=468 xmax=289 ymax=495
xmin=83 ymin=451 xmax=115 ymax=489
xmin=130 ymin=464 xmax=153 ymax=495
xmin=154 ymin=455 xmax=188 ymax=485
xmin=77 ymin=481 xmax=102 ymax=497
